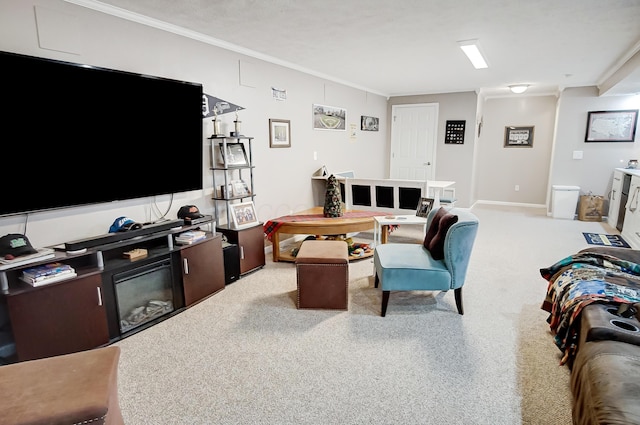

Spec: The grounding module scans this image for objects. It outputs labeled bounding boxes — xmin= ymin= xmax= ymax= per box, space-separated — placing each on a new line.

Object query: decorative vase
xmin=323 ymin=174 xmax=343 ymax=217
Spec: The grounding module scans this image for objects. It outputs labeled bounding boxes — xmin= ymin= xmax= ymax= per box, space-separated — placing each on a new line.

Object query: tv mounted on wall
xmin=0 ymin=51 xmax=204 ymax=217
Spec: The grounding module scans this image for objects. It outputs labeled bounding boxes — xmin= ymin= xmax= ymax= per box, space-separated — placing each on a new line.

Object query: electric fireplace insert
xmin=112 ymin=258 xmax=175 ymax=335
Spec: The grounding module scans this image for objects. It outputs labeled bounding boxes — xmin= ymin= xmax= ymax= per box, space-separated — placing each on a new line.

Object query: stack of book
xmin=175 ymin=230 xmax=207 ymax=245
xmin=20 ymin=262 xmax=77 ymax=287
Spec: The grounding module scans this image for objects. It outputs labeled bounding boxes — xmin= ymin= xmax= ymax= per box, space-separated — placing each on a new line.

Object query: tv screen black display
xmin=0 ymin=51 xmax=204 ymax=217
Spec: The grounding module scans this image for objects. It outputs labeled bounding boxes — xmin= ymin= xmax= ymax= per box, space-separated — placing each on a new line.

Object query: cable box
xmin=185 ymin=215 xmax=213 ymax=226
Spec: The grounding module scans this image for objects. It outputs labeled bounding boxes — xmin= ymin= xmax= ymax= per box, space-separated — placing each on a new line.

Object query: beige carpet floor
xmin=114 ymin=204 xmax=616 ymax=424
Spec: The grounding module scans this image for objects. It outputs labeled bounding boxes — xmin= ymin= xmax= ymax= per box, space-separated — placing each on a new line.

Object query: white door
xmin=390 ymin=103 xmax=438 ymax=180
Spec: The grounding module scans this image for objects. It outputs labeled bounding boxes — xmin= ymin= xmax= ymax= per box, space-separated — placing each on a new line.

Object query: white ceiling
xmin=67 ymin=0 xmax=640 ymax=98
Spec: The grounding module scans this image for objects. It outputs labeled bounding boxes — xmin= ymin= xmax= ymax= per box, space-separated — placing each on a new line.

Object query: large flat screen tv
xmin=0 ymin=51 xmax=204 ymax=217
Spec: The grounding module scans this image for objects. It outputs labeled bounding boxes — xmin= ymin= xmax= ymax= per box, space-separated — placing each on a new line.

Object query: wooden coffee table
xmin=264 ymin=207 xmax=383 ymax=262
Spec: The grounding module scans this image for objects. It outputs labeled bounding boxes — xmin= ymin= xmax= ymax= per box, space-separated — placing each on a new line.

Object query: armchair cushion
xmin=423 ymin=207 xmax=448 ymax=249
xmin=425 ymin=211 xmax=459 ymax=260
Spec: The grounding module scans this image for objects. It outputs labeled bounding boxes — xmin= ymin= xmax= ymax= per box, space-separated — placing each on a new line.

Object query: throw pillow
xmin=423 ymin=207 xmax=448 ymax=249
xmin=427 ymin=213 xmax=459 ymax=260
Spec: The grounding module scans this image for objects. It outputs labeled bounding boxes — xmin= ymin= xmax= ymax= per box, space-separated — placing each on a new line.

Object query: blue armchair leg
xmin=454 ymin=287 xmax=464 ymax=315
xmin=374 ymin=273 xmax=379 ymax=288
xmin=381 ymin=291 xmax=390 ymax=317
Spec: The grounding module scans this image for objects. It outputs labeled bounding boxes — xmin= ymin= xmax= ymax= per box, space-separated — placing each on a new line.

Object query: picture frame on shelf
xmin=218 ymin=143 xmax=248 ymax=167
xmin=416 ymin=197 xmax=435 ymax=218
xmin=231 ymin=179 xmax=250 ymax=197
xmin=230 ymin=201 xmax=259 ymax=229
xmin=504 ymin=126 xmax=534 ymax=147
xmin=269 ymin=119 xmax=291 ymax=148
xmin=584 ymin=109 xmax=638 ymax=143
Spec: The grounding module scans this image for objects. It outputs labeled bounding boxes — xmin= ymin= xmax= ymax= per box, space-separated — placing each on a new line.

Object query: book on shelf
xmin=176 ymin=237 xmax=206 ymax=245
xmin=175 ymin=230 xmax=207 ymax=245
xmin=22 ymin=262 xmax=75 ymax=280
xmin=20 ymin=271 xmax=78 ymax=286
xmin=177 ymin=230 xmax=206 ymax=239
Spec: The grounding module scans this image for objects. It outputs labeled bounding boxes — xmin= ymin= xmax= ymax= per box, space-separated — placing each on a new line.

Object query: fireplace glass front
xmin=114 ymin=259 xmax=175 ymax=334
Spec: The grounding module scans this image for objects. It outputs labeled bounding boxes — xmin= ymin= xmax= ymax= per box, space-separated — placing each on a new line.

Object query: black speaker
xmin=223 ymin=243 xmax=240 ymax=285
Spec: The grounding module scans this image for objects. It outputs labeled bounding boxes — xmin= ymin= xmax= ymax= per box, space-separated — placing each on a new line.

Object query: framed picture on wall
xmin=361 ymin=116 xmax=379 ymax=131
xmin=584 ymin=109 xmax=638 ymax=143
xmin=269 ymin=119 xmax=291 ymax=148
xmin=504 ymin=126 xmax=534 ymax=147
xmin=313 ymin=104 xmax=346 ymax=131
xmin=445 ymin=120 xmax=466 ymax=144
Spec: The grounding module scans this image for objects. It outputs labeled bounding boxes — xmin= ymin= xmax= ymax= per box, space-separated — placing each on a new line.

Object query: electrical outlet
xmin=515 ymin=185 xmax=520 ymax=191
xmin=313 ymin=151 xmax=317 ymax=161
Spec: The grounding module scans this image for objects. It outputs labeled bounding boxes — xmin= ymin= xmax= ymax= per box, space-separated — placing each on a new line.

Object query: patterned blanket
xmin=540 ymin=250 xmax=640 ymax=364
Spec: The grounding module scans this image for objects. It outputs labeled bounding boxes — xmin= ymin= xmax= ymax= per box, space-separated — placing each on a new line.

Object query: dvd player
xmin=64 ymin=219 xmax=184 ymax=252
xmin=185 ymin=214 xmax=213 ymax=226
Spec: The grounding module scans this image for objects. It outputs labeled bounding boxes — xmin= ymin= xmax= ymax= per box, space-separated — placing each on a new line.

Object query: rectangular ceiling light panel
xmin=458 ymin=40 xmax=488 ymax=69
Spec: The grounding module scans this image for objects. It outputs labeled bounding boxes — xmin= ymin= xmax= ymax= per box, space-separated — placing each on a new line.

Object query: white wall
xmin=550 ymin=87 xmax=640 ymax=211
xmin=477 ymin=95 xmax=557 ymax=205
xmin=0 ymin=0 xmax=388 ymax=248
xmin=389 ymin=89 xmax=640 ymax=210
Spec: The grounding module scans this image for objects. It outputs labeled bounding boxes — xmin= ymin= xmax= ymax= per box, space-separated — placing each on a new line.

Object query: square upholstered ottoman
xmin=295 ymin=240 xmax=349 ymax=309
xmin=0 ymin=346 xmax=123 ymax=425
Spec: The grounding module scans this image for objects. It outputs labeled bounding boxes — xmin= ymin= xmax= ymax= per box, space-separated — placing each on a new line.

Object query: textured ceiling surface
xmin=71 ymin=0 xmax=640 ymax=97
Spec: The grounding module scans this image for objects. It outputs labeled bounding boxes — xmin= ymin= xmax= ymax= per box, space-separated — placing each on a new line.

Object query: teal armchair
xmin=373 ymin=207 xmax=479 ymax=317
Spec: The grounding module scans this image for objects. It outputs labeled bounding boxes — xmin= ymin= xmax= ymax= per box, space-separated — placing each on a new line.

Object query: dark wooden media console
xmin=0 ymin=219 xmax=225 ymax=363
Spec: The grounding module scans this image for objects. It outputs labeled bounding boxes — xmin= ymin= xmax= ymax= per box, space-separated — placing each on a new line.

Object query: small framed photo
xmin=218 ymin=143 xmax=248 ymax=167
xmin=416 ymin=197 xmax=435 ymax=218
xmin=231 ymin=179 xmax=250 ymax=197
xmin=504 ymin=126 xmax=534 ymax=147
xmin=585 ymin=109 xmax=638 ymax=143
xmin=361 ymin=116 xmax=379 ymax=131
xmin=230 ymin=201 xmax=259 ymax=229
xmin=269 ymin=119 xmax=291 ymax=148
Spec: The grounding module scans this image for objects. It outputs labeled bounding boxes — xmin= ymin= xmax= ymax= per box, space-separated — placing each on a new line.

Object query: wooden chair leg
xmin=374 ymin=273 xmax=379 ymax=288
xmin=381 ymin=291 xmax=390 ymax=317
xmin=454 ymin=287 xmax=464 ymax=315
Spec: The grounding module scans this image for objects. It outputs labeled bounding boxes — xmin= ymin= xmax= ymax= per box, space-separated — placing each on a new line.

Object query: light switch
xmin=573 ymin=150 xmax=583 ymax=160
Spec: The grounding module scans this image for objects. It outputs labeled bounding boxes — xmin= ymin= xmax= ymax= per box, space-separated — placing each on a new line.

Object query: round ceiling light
xmin=509 ymin=84 xmax=529 ymax=94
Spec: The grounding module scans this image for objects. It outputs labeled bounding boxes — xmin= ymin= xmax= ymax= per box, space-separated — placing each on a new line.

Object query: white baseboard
xmin=472 ymin=200 xmax=546 ymax=209
xmin=472 ymin=200 xmax=610 ymax=223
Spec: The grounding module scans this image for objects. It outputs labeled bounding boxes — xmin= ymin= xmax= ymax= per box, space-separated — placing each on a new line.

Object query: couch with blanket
xmin=540 ymin=246 xmax=640 ymax=424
